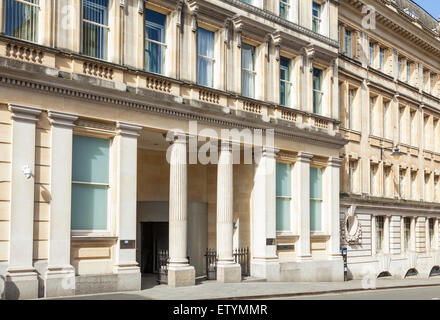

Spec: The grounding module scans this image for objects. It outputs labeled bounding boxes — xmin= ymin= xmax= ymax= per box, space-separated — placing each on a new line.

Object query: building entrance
xmin=140 ymin=222 xmax=169 ymax=274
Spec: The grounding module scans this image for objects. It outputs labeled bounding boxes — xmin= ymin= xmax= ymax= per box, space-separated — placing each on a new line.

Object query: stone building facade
xmin=338 ymin=0 xmax=440 ymax=280
xmin=0 ymin=0 xmax=345 ymax=299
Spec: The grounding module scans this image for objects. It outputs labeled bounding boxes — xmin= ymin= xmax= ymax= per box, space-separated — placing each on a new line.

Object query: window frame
xmin=344 ymin=29 xmax=352 ymax=58
xmin=81 ymin=0 xmax=110 ymax=60
xmin=375 ymin=216 xmax=385 ymax=254
xmin=144 ymin=7 xmax=167 ymax=75
xmin=276 ymin=161 xmax=293 ymax=232
xmin=310 ymin=166 xmax=323 ymax=232
xmin=279 ymin=56 xmax=293 ymax=107
xmin=312 ymin=2 xmax=321 ymax=33
xmin=197 ymin=27 xmax=215 ymax=87
xmin=312 ymin=67 xmax=323 ymax=115
xmin=279 ymin=0 xmax=290 ymax=20
xmin=71 ymin=133 xmax=112 ymax=234
xmin=241 ymin=42 xmax=256 ymax=98
xmin=4 ymin=0 xmax=40 ymax=43
xmin=403 ymin=217 xmax=411 ymax=252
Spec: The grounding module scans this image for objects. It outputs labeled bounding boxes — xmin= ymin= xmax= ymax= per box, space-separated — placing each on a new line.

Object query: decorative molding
xmin=296 ymin=152 xmax=314 ymax=163
xmin=138 ymin=0 xmax=144 ymax=14
xmin=340 ymin=205 xmax=362 ymax=245
xmin=116 ymin=122 xmax=142 ymax=137
xmin=48 ymin=111 xmax=78 ymax=128
xmin=8 ymin=104 xmax=42 ymax=122
xmin=75 ymin=119 xmax=116 ymax=132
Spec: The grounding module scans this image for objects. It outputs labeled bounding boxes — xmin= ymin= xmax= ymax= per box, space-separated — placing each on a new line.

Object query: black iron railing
xmin=205 ymin=247 xmax=250 ymax=280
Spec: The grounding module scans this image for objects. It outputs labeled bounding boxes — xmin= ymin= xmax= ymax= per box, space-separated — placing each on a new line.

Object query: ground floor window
xmin=403 ymin=217 xmax=411 ymax=252
xmin=71 ymin=134 xmax=110 ymax=231
xmin=375 ymin=216 xmax=384 ymax=253
xmin=310 ymin=167 xmax=323 ymax=231
xmin=276 ymin=162 xmax=292 ymax=231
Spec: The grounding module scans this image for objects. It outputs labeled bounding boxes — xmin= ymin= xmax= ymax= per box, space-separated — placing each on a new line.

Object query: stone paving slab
xmin=48 ymin=277 xmax=440 ymax=300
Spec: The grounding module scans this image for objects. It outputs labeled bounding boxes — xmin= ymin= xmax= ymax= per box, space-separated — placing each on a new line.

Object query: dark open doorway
xmin=140 ymin=222 xmax=169 ymax=274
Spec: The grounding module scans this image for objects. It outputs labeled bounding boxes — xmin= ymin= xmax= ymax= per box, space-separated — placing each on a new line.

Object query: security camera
xmin=22 ymin=165 xmax=32 ymax=179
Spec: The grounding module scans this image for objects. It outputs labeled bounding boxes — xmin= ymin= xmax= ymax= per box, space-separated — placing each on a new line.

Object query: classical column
xmin=167 ymin=133 xmax=195 ymax=287
xmin=113 ymin=123 xmax=142 ymax=292
xmin=326 ymin=157 xmax=343 ymax=260
xmin=216 ymin=141 xmax=241 ymax=283
xmin=5 ymin=104 xmax=42 ymax=300
xmin=44 ymin=111 xmax=78 ymax=298
xmin=293 ymin=152 xmax=313 ymax=261
xmin=251 ymin=147 xmax=280 ymax=281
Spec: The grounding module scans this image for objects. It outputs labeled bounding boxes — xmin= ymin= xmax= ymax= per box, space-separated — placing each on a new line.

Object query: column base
xmin=44 ymin=265 xmax=75 ymax=298
xmin=5 ymin=267 xmax=39 ymax=300
xmin=217 ymin=263 xmax=241 ymax=283
xmin=251 ymin=259 xmax=280 ymax=281
xmin=113 ymin=264 xmax=141 ymax=292
xmin=168 ymin=265 xmax=195 ymax=288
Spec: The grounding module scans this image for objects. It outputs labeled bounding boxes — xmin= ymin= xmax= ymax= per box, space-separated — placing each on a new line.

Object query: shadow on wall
xmin=0 ymin=275 xmax=4 ymax=300
xmin=4 ymin=278 xmax=19 ymax=300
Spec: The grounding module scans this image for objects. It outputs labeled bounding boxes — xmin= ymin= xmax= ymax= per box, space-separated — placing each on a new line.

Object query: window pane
xmin=83 ymin=0 xmax=109 ymax=59
xmin=5 ymin=0 xmax=39 ymax=42
xmin=276 ymin=163 xmax=291 ymax=197
xmin=279 ymin=1 xmax=288 ymax=19
xmin=145 ymin=9 xmax=166 ymax=74
xmin=276 ymin=198 xmax=290 ymax=231
xmin=72 ymin=135 xmax=110 ymax=184
xmin=197 ymin=28 xmax=214 ymax=87
xmin=71 ymin=184 xmax=108 ymax=230
xmin=310 ymin=199 xmax=322 ymax=231
xmin=310 ymin=167 xmax=322 ymax=199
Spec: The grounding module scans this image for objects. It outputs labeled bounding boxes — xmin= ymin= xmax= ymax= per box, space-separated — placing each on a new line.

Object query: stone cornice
xmin=8 ymin=104 xmax=42 ymax=123
xmin=116 ymin=122 xmax=142 ymax=137
xmin=0 ymin=66 xmax=347 ymax=149
xmin=48 ymin=111 xmax=78 ymax=128
xmin=222 ymin=0 xmax=339 ymax=48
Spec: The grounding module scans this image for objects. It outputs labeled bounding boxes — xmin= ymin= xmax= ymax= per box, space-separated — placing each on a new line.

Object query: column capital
xmin=296 ymin=152 xmax=313 ymax=163
xmin=262 ymin=147 xmax=279 ymax=158
xmin=8 ymin=104 xmax=42 ymax=123
xmin=166 ymin=131 xmax=189 ymax=144
xmin=219 ymin=140 xmax=241 ymax=152
xmin=328 ymin=157 xmax=343 ymax=168
xmin=48 ymin=111 xmax=78 ymax=128
xmin=116 ymin=122 xmax=142 ymax=137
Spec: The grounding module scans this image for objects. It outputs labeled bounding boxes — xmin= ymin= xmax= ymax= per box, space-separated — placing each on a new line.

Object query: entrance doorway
xmin=140 ymin=222 xmax=169 ymax=274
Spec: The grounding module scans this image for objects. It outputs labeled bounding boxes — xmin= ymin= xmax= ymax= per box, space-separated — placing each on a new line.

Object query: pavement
xmin=47 ymin=274 xmax=440 ymax=300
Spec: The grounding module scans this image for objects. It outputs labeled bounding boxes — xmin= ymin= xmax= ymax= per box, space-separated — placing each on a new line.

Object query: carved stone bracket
xmin=190 ymin=4 xmax=198 ymax=32
xmin=138 ymin=0 xmax=144 ymax=14
xmin=341 ymin=205 xmax=362 ymax=245
xmin=302 ymin=45 xmax=315 ymax=73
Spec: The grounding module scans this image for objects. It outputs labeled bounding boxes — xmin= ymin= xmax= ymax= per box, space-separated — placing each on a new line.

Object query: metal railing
xmin=205 ymin=247 xmax=250 ymax=280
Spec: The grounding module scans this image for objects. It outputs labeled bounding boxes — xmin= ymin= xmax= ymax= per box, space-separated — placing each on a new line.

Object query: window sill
xmin=276 ymin=231 xmax=299 ymax=239
xmin=310 ymin=233 xmax=330 ymax=240
xmin=71 ymin=233 xmax=117 ymax=242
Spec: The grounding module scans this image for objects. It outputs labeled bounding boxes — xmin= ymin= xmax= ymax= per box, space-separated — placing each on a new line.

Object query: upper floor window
xmin=241 ymin=43 xmax=256 ymax=98
xmin=379 ymin=47 xmax=385 ymax=71
xmin=279 ymin=0 xmax=290 ymax=19
xmin=344 ymin=30 xmax=352 ymax=58
xmin=435 ymin=176 xmax=440 ymax=202
xmin=145 ymin=9 xmax=166 ymax=74
xmin=72 ymin=135 xmax=110 ymax=231
xmin=369 ymin=96 xmax=377 ymax=135
xmin=312 ymin=2 xmax=321 ymax=33
xmin=406 ymin=61 xmax=412 ymax=83
xmin=5 ymin=0 xmax=39 ymax=42
xmin=383 ymin=166 xmax=391 ymax=197
xmin=313 ymin=68 xmax=323 ymax=115
xmin=348 ymin=88 xmax=356 ymax=130
xmin=398 ymin=57 xmax=403 ymax=80
xmin=276 ymin=162 xmax=292 ymax=231
xmin=280 ymin=57 xmax=292 ymax=107
xmin=383 ymin=100 xmax=391 ymax=139
xmin=370 ymin=163 xmax=378 ymax=196
xmin=310 ymin=167 xmax=323 ymax=232
xmin=399 ymin=168 xmax=406 ymax=198
xmin=83 ymin=0 xmax=109 ymax=60
xmin=197 ymin=28 xmax=215 ymax=87
xmin=369 ymin=42 xmax=375 ymax=66
xmin=349 ymin=160 xmax=358 ymax=193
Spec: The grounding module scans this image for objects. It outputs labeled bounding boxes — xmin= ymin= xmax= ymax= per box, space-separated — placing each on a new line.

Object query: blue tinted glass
xmin=72 ymin=135 xmax=109 ymax=184
xmin=310 ymin=167 xmax=322 ymax=199
xmin=145 ymin=9 xmax=166 ymax=42
xmin=83 ymin=0 xmax=108 ymax=25
xmin=276 ymin=198 xmax=290 ymax=231
xmin=71 ymin=184 xmax=108 ymax=230
xmin=276 ymin=163 xmax=291 ymax=197
xmin=5 ymin=0 xmax=39 ymax=42
xmin=310 ymin=200 xmax=322 ymax=231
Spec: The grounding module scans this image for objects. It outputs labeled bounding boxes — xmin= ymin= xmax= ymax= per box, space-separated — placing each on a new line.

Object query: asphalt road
xmin=275 ymin=286 xmax=440 ymax=300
